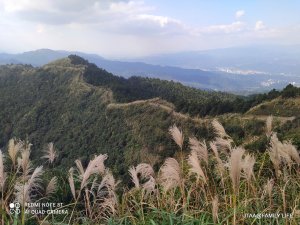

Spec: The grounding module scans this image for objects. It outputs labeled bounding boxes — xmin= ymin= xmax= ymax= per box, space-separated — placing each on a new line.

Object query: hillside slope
xmin=247 ymin=97 xmax=300 ymax=117
xmin=0 ymin=56 xmax=215 ymax=177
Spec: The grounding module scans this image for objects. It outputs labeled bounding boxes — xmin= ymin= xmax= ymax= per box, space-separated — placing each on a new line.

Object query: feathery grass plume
xmin=0 ymin=150 xmax=6 ymax=189
xmin=212 ymin=119 xmax=229 ymax=139
xmin=169 ymin=124 xmax=184 ymax=149
xmin=142 ymin=176 xmax=156 ymax=196
xmin=80 ymin=154 xmax=108 ymax=189
xmin=209 ymin=142 xmax=225 ymax=179
xmin=242 ymin=154 xmax=256 ymax=182
xmin=229 ymin=147 xmax=245 ymax=194
xmin=68 ymin=168 xmax=76 ymax=199
xmin=45 ymin=176 xmax=58 ymax=197
xmin=41 ymin=142 xmax=57 ymax=164
xmin=266 ymin=116 xmax=273 ymax=137
xmin=15 ymin=166 xmax=44 ymax=205
xmin=189 ymin=137 xmax=208 ymax=164
xmin=8 ymin=138 xmax=23 ymax=169
xmin=18 ymin=146 xmax=32 ymax=179
xmin=129 ymin=166 xmax=140 ymax=189
xmin=263 ymin=178 xmax=274 ymax=198
xmin=136 ymin=163 xmax=154 ymax=179
xmin=75 ymin=159 xmax=85 ymax=176
xmin=212 ymin=195 xmax=219 ymax=224
xmin=98 ymin=170 xmax=119 ymax=194
xmin=263 ymin=178 xmax=274 ymax=206
xmin=187 ymin=150 xmax=207 ymax=183
xmin=268 ymin=133 xmax=292 ymax=176
xmin=159 ymin=158 xmax=181 ymax=191
xmin=283 ymin=141 xmax=300 ymax=164
xmin=215 ymin=137 xmax=232 ymax=155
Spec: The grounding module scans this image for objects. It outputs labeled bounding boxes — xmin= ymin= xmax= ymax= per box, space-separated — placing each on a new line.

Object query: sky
xmin=0 ymin=0 xmax=299 ymax=58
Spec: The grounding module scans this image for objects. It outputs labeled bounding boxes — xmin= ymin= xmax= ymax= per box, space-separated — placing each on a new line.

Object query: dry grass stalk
xmin=18 ymin=146 xmax=32 ymax=179
xmin=215 ymin=137 xmax=232 ymax=155
xmin=242 ymin=154 xmax=256 ymax=182
xmin=266 ymin=116 xmax=273 ymax=137
xmin=159 ymin=158 xmax=181 ymax=191
xmin=8 ymin=139 xmax=23 ymax=169
xmin=80 ymin=154 xmax=107 ymax=189
xmin=169 ymin=125 xmax=184 ymax=149
xmin=187 ymin=150 xmax=207 ymax=183
xmin=0 ymin=150 xmax=6 ymax=189
xmin=68 ymin=168 xmax=76 ymax=199
xmin=212 ymin=119 xmax=229 ymax=139
xmin=41 ymin=142 xmax=57 ymax=164
xmin=129 ymin=166 xmax=140 ymax=189
xmin=189 ymin=137 xmax=208 ymax=164
xmin=210 ymin=142 xmax=225 ymax=184
xmin=212 ymin=195 xmax=219 ymax=224
xmin=45 ymin=176 xmax=58 ymax=197
xmin=229 ymin=147 xmax=245 ymax=194
xmin=283 ymin=141 xmax=300 ymax=165
xmin=136 ymin=163 xmax=154 ymax=179
xmin=15 ymin=166 xmax=44 ymax=205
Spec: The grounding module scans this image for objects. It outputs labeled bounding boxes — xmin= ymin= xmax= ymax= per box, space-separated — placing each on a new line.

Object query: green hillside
xmin=0 ymin=56 xmax=215 ymax=177
xmin=0 ymin=55 xmax=299 ymax=177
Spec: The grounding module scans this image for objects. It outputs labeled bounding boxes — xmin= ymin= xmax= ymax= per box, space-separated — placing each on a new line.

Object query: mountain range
xmin=1 ymin=46 xmax=300 ymax=94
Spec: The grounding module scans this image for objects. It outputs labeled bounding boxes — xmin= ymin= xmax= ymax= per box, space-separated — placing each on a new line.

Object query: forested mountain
xmin=1 ymin=49 xmax=300 ymax=94
xmin=0 ymin=55 xmax=299 ymax=178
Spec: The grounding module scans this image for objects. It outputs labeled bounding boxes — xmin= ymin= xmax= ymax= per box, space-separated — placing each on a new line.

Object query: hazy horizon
xmin=1 ymin=0 xmax=300 ymax=58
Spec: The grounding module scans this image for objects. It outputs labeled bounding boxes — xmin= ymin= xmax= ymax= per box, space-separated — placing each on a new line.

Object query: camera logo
xmin=9 ymin=202 xmax=21 ymax=214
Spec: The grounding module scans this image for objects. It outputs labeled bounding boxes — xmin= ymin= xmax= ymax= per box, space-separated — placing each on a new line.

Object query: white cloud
xmin=200 ymin=21 xmax=246 ymax=34
xmin=235 ymin=10 xmax=245 ymax=19
xmin=255 ymin=20 xmax=266 ymax=31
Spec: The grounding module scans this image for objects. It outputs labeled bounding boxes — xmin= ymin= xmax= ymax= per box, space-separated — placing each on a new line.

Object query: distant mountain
xmin=135 ymin=45 xmax=300 ymax=75
xmin=1 ymin=48 xmax=300 ymax=94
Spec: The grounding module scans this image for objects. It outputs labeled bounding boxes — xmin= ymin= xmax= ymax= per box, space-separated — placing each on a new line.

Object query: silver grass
xmin=209 ymin=142 xmax=225 ymax=177
xmin=266 ymin=116 xmax=273 ymax=137
xmin=142 ymin=176 xmax=156 ymax=196
xmin=98 ymin=170 xmax=119 ymax=194
xmin=189 ymin=137 xmax=208 ymax=164
xmin=268 ymin=133 xmax=297 ymax=175
xmin=41 ymin=142 xmax=57 ymax=164
xmin=8 ymin=139 xmax=23 ymax=169
xmin=169 ymin=125 xmax=184 ymax=149
xmin=136 ymin=163 xmax=154 ymax=179
xmin=18 ymin=147 xmax=32 ymax=180
xmin=27 ymin=166 xmax=44 ymax=189
xmin=129 ymin=166 xmax=140 ymax=188
xmin=68 ymin=168 xmax=76 ymax=199
xmin=0 ymin=150 xmax=6 ymax=189
xmin=15 ymin=183 xmax=30 ymax=205
xmin=264 ymin=178 xmax=274 ymax=198
xmin=15 ymin=166 xmax=44 ymax=205
xmin=268 ymin=133 xmax=281 ymax=176
xmin=242 ymin=154 xmax=256 ymax=182
xmin=212 ymin=195 xmax=219 ymax=224
xmin=212 ymin=119 xmax=229 ymax=138
xmin=187 ymin=150 xmax=207 ymax=183
xmin=45 ymin=176 xmax=58 ymax=197
xmin=215 ymin=137 xmax=232 ymax=155
xmin=229 ymin=147 xmax=245 ymax=194
xmin=80 ymin=154 xmax=108 ymax=189
xmin=159 ymin=158 xmax=181 ymax=191
xmin=75 ymin=159 xmax=85 ymax=176
xmin=283 ymin=141 xmax=300 ymax=164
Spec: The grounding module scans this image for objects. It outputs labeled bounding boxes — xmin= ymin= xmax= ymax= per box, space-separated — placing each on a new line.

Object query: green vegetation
xmin=0 ymin=119 xmax=299 ymax=224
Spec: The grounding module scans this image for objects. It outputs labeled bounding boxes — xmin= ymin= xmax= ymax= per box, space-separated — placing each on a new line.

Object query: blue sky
xmin=0 ymin=0 xmax=299 ymax=58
